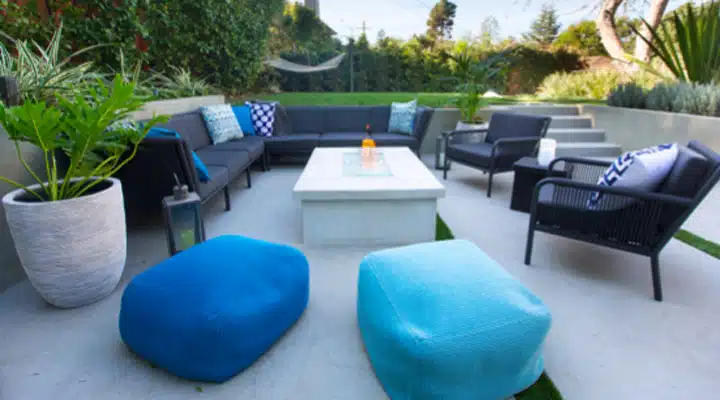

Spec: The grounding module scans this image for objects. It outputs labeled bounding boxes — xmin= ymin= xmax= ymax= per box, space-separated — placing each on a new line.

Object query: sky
xmin=316 ymin=0 xmax=693 ymax=42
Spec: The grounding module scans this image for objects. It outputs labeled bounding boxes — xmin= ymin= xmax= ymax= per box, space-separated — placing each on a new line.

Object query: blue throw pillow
xmin=232 ymin=105 xmax=256 ymax=136
xmin=146 ymin=127 xmax=211 ymax=182
xmin=388 ymin=99 xmax=417 ymax=135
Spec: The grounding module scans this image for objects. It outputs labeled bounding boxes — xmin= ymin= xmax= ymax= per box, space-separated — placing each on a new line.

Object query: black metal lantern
xmin=162 ymin=179 xmax=204 ymax=256
xmin=435 ymin=136 xmax=451 ymax=171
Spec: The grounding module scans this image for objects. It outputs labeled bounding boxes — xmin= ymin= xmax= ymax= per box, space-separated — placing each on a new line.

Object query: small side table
xmin=510 ymin=157 xmax=567 ymax=213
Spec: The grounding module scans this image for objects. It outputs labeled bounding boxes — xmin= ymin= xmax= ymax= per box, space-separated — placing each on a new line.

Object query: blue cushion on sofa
xmin=146 ymin=127 xmax=211 ymax=182
xmin=232 ymin=105 xmax=256 ymax=136
xmin=357 ymin=239 xmax=552 ymax=399
xmin=119 ymin=235 xmax=310 ymax=382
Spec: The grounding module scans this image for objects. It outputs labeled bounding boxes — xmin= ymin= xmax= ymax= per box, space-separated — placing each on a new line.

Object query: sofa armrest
xmin=413 ymin=107 xmax=434 ymax=147
xmin=116 ymin=136 xmax=201 ymax=218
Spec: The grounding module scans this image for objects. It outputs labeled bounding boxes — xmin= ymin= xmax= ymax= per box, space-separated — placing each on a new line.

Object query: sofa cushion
xmin=323 ymin=106 xmax=372 ymax=132
xmin=357 ymin=240 xmax=551 ymax=399
xmin=231 ymin=105 xmax=256 ymax=135
xmin=161 ymin=111 xmax=212 ymax=151
xmin=369 ymin=133 xmax=418 ymax=148
xmin=368 ymin=106 xmax=391 ymax=133
xmin=119 ymin=235 xmax=309 ymax=383
xmin=196 ymin=166 xmax=229 ymax=198
xmin=388 ymin=100 xmax=417 ymax=135
xmin=201 ymin=104 xmax=244 ymax=145
xmin=211 ymin=137 xmax=265 ymax=160
xmin=247 ymin=101 xmax=277 ymax=137
xmin=273 ymin=104 xmax=292 ymax=136
xmin=146 ymin=127 xmax=211 ymax=182
xmin=264 ymin=134 xmax=320 ymax=153
xmin=195 ymin=149 xmax=251 ymax=177
xmin=285 ymin=107 xmax=325 ymax=133
xmin=319 ymin=132 xmax=366 ymax=147
xmin=659 ymin=145 xmax=709 ymax=198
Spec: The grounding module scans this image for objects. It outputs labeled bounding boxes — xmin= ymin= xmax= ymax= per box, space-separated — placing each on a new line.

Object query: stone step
xmin=547 ymin=128 xmax=606 ymax=143
xmin=549 ymin=116 xmax=593 ymax=129
xmin=556 ymin=142 xmax=623 ymax=158
xmin=506 ymin=104 xmax=580 ymax=116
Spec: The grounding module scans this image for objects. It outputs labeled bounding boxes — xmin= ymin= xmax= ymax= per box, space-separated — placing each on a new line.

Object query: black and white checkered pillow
xmin=246 ymin=101 xmax=276 ymax=137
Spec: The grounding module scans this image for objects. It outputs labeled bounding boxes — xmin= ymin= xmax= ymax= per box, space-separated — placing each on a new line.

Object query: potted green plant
xmin=448 ymin=51 xmax=508 ymax=130
xmin=0 ymin=76 xmax=167 ymax=308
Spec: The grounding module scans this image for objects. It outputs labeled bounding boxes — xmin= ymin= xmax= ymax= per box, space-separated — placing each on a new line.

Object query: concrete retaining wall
xmin=131 ymin=95 xmax=226 ymax=120
xmin=420 ymin=108 xmax=461 ymax=155
xmin=580 ymin=105 xmax=720 ymax=152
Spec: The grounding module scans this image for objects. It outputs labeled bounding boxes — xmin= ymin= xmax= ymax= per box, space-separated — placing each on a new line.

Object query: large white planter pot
xmin=455 ymin=121 xmax=488 ymax=131
xmin=2 ymin=177 xmax=127 ymax=308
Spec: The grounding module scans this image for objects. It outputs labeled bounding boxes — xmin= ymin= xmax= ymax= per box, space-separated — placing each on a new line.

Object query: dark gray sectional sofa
xmin=117 ymin=105 xmax=434 ymax=219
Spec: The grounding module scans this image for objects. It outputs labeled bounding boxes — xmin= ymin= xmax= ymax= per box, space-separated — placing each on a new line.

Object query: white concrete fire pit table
xmin=293 ymin=147 xmax=446 ymax=245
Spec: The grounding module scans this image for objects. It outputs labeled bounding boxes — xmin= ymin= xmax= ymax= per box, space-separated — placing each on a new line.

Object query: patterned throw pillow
xmin=388 ymin=99 xmax=418 ymax=135
xmin=247 ymin=101 xmax=277 ymax=137
xmin=200 ymin=104 xmax=244 ymax=145
xmin=589 ymin=143 xmax=679 ymax=208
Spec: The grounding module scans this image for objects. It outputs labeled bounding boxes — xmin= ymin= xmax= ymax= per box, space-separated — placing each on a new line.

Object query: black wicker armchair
xmin=442 ymin=112 xmax=551 ymax=197
xmin=525 ymin=140 xmax=720 ymax=301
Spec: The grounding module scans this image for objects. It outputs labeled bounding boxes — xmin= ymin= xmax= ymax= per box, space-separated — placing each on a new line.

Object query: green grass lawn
xmin=239 ymin=92 xmax=605 ymax=107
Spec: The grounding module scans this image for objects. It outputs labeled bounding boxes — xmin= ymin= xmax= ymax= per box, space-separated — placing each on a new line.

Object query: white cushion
xmin=201 ymin=104 xmax=244 ymax=145
xmin=589 ymin=143 xmax=679 ymax=208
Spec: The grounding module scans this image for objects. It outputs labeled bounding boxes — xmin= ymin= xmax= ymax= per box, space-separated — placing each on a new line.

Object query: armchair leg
xmin=650 ymin=254 xmax=663 ymax=302
xmin=443 ymin=157 xmax=449 ymax=180
xmin=525 ymin=221 xmax=536 ymax=266
xmin=487 ymin=171 xmax=494 ymax=198
xmin=223 ymin=186 xmax=231 ymax=211
xmin=246 ymin=169 xmax=252 ymax=188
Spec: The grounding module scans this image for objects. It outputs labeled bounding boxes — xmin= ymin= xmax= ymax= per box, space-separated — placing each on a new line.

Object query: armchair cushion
xmin=659 ymin=146 xmax=709 ymax=198
xmin=590 ymin=143 xmax=678 ymax=207
xmin=485 ymin=112 xmax=550 ymax=143
xmin=446 ymin=142 xmax=526 ymax=170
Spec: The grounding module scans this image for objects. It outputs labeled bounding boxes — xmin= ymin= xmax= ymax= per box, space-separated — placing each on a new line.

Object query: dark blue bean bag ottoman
xmin=119 ymin=235 xmax=309 ymax=382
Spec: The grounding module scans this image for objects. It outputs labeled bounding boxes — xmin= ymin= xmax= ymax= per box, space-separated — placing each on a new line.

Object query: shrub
xmin=623 ymin=82 xmax=720 ymax=117
xmin=503 ymin=46 xmax=583 ymax=95
xmin=607 ymin=83 xmax=647 ymax=108
xmin=539 ymin=70 xmax=661 ymax=100
xmin=538 ymin=70 xmax=622 ymax=99
xmin=144 ymin=0 xmax=284 ymax=91
xmin=645 ymin=83 xmax=681 ymax=111
xmin=670 ymin=83 xmax=720 ymax=116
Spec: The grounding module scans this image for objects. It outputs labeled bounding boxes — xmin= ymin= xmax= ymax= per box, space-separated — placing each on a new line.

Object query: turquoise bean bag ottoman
xmin=357 ymin=239 xmax=551 ymax=399
xmin=119 ymin=235 xmax=309 ymax=382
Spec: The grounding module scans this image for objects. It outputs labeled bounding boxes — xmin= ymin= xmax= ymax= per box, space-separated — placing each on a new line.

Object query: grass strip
xmin=675 ymin=229 xmax=720 ymax=259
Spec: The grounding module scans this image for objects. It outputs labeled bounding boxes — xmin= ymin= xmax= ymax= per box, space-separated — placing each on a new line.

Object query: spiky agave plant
xmin=631 ymin=1 xmax=720 ymax=84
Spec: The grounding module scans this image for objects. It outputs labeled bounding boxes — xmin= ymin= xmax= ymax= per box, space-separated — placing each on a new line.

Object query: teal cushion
xmin=358 ymin=239 xmax=552 ymax=399
xmin=388 ymin=99 xmax=417 ymax=135
xmin=146 ymin=127 xmax=211 ymax=182
xmin=232 ymin=105 xmax=256 ymax=136
xmin=201 ymin=104 xmax=244 ymax=144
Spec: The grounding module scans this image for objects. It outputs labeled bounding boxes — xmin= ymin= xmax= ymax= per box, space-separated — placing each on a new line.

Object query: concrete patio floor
xmin=1 ymin=158 xmax=719 ymax=400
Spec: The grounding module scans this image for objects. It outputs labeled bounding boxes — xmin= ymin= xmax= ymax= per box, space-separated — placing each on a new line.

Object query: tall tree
xmin=596 ymin=0 xmax=670 ymax=63
xmin=525 ymin=3 xmax=561 ymax=46
xmin=478 ymin=16 xmax=500 ymax=48
xmin=427 ymin=0 xmax=458 ymax=41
